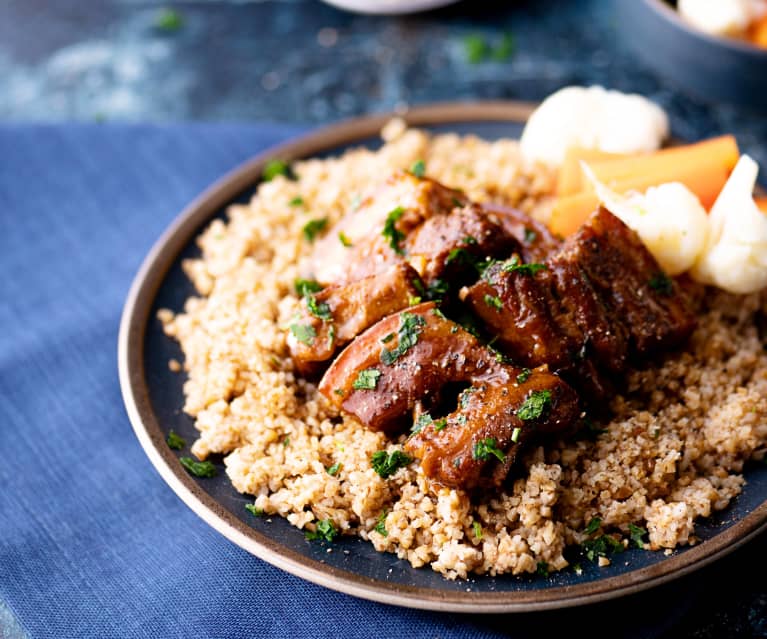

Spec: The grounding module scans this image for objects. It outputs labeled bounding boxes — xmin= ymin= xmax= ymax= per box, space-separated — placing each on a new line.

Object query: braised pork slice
xmin=311 ymin=172 xmax=467 ymax=285
xmin=561 ymin=207 xmax=696 ymax=356
xmin=482 ymin=203 xmax=563 ymax=263
xmin=318 ymin=303 xmax=579 ymax=489
xmin=288 ymin=263 xmax=424 ymax=376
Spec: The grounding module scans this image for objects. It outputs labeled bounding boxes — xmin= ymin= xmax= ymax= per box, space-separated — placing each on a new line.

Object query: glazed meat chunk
xmin=288 ymin=264 xmax=424 ymax=376
xmin=482 ymin=203 xmax=563 ymax=263
xmin=561 ymin=207 xmax=696 ymax=356
xmin=319 ymin=303 xmax=579 ymax=489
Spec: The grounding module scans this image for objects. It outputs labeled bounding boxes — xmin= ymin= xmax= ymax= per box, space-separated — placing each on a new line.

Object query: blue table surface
xmin=0 ymin=1 xmax=765 ymax=637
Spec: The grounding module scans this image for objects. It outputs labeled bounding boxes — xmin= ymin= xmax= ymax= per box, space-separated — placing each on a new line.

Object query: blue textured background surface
xmin=1 ymin=1 xmax=766 ymax=637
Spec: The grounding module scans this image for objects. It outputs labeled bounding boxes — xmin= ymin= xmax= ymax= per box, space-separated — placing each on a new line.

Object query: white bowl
xmin=319 ymin=0 xmax=459 ymax=15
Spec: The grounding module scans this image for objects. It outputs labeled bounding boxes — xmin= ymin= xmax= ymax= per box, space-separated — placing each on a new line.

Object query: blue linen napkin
xmin=0 ymin=123 xmax=763 ymax=639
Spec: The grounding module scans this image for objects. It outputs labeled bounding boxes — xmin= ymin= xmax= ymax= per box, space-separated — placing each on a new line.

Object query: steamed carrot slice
xmin=756 ymin=196 xmax=767 ymax=213
xmin=557 ymin=147 xmax=629 ymax=196
xmin=550 ymin=163 xmax=730 ymax=237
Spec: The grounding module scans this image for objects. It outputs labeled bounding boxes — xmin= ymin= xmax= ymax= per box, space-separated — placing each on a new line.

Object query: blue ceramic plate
xmin=118 ymin=102 xmax=767 ymax=612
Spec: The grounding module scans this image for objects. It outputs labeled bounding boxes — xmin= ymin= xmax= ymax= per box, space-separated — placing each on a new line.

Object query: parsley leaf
xmin=536 ymin=561 xmax=550 ymax=577
xmin=245 ymin=504 xmax=264 ymax=517
xmin=649 ymin=272 xmax=674 ymax=296
xmin=290 ymin=323 xmax=316 ymax=345
xmin=352 ymin=368 xmax=381 ymax=390
xmin=484 ymin=294 xmax=503 ymax=311
xmin=583 ymin=534 xmax=624 ymax=562
xmin=411 ymin=413 xmax=433 ymax=434
xmin=501 ymin=255 xmax=548 ymax=276
xmin=262 ymin=159 xmax=290 ymax=181
xmin=305 ymin=519 xmax=338 ymax=542
xmin=375 ymin=511 xmax=388 ymax=536
xmin=288 ymin=195 xmax=304 ymax=207
xmin=326 ymin=462 xmax=342 ymax=476
xmin=523 ymin=227 xmax=537 ymax=243
xmin=473 ymin=521 xmax=483 ymax=540
xmin=472 ymin=437 xmax=506 ymax=463
xmin=338 ymin=231 xmax=353 ymax=247
xmin=463 ymin=34 xmax=488 ymax=64
xmin=371 ymin=450 xmax=412 ymax=478
xmin=154 ymin=8 xmax=183 ymax=32
xmin=493 ymin=32 xmax=515 ymax=61
xmin=166 ymin=429 xmax=186 ymax=450
xmin=295 ymin=278 xmax=322 ymax=296
xmin=516 ymin=368 xmax=531 ymax=384
xmin=583 ymin=517 xmax=602 ymax=536
xmin=306 ymin=295 xmax=331 ymax=320
xmin=511 ymin=427 xmax=521 ymax=443
xmin=410 ymin=159 xmax=426 ymax=178
xmin=517 ymin=389 xmax=552 ymax=421
xmin=302 ymin=217 xmax=328 ymax=242
xmin=180 ymin=457 xmax=217 ymax=478
xmin=382 ymin=206 xmax=406 ymax=254
xmin=629 ymin=523 xmax=648 ymax=549
xmin=380 ymin=312 xmax=426 ymax=365
xmin=433 ymin=418 xmax=447 ymax=431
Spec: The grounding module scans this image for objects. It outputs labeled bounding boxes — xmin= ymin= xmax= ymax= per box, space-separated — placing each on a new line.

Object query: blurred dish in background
xmin=616 ymin=0 xmax=767 ymax=108
xmin=319 ymin=0 xmax=459 ymax=15
xmin=676 ymin=0 xmax=767 ymax=47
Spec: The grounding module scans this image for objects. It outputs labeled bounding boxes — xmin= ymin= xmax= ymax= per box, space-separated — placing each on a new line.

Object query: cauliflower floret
xmin=677 ymin=0 xmax=767 ymax=37
xmin=583 ymin=165 xmax=708 ymax=276
xmin=690 ymin=155 xmax=767 ymax=294
xmin=520 ymin=86 xmax=669 ymax=167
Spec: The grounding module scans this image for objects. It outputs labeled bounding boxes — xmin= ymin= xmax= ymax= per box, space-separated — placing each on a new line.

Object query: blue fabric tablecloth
xmin=1 ymin=124 xmax=764 ymax=639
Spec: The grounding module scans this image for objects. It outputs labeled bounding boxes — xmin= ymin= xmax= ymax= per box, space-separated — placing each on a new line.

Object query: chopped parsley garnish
xmin=463 ymin=34 xmax=489 ymax=64
xmin=472 ymin=521 xmax=483 ymax=540
xmin=433 ymin=418 xmax=447 ymax=431
xmin=282 ymin=436 xmax=290 ymax=447
xmin=305 ymin=519 xmax=338 ymax=542
xmin=583 ymin=534 xmax=624 ymax=562
xmin=412 ymin=413 xmax=433 ymax=434
xmin=333 ymin=388 xmax=344 ymax=397
xmin=374 ymin=511 xmax=388 ymax=536
xmin=352 ymin=368 xmax=381 ymax=390
xmin=427 ymin=278 xmax=449 ymax=299
xmin=493 ymin=32 xmax=515 ymax=61
xmin=245 ymin=504 xmax=264 ymax=517
xmin=380 ymin=332 xmax=395 ymax=344
xmin=459 ymin=387 xmax=476 ymax=408
xmin=306 ymin=295 xmax=331 ymax=320
xmin=382 ymin=206 xmax=406 ymax=254
xmin=511 ymin=427 xmax=521 ymax=443
xmin=410 ymin=159 xmax=426 ymax=177
xmin=629 ymin=523 xmax=648 ymax=549
xmin=408 ymin=295 xmax=422 ymax=306
xmin=154 ymin=8 xmax=183 ymax=32
xmin=338 ymin=231 xmax=353 ymax=247
xmin=516 ymin=368 xmax=531 ymax=384
xmin=583 ymin=517 xmax=602 ymax=536
xmin=371 ymin=450 xmax=412 ymax=478
xmin=290 ymin=323 xmax=316 ymax=345
xmin=648 ymin=272 xmax=674 ymax=296
xmin=288 ymin=195 xmax=304 ymax=207
xmin=180 ymin=457 xmax=217 ymax=478
xmin=472 ymin=437 xmax=506 ymax=463
xmin=262 ymin=158 xmax=290 ymax=181
xmin=463 ymin=235 xmax=478 ymax=245
xmin=523 ymin=227 xmax=537 ymax=243
xmin=484 ymin=294 xmax=503 ymax=311
xmin=501 ymin=255 xmax=548 ymax=276
xmin=302 ymin=217 xmax=328 ymax=242
xmin=295 ymin=278 xmax=322 ymax=296
xmin=536 ymin=562 xmax=549 ymax=577
xmin=517 ymin=389 xmax=552 ymax=421
xmin=456 ymin=414 xmax=467 ymax=425
xmin=166 ymin=429 xmax=186 ymax=450
xmin=326 ymin=462 xmax=342 ymax=476
xmin=380 ymin=312 xmax=426 ymax=365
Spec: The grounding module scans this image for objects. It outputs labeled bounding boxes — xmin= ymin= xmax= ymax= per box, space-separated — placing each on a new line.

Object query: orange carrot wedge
xmin=557 ymin=147 xmax=629 ymax=196
xmin=550 ymin=163 xmax=730 ymax=237
xmin=749 ymin=15 xmax=767 ymax=48
xmin=585 ymin=135 xmax=739 ymax=186
xmin=756 ymin=196 xmax=767 ymax=213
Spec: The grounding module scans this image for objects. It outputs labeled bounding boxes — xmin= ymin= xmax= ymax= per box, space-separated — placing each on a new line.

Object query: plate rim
xmin=118 ymin=100 xmax=767 ymax=613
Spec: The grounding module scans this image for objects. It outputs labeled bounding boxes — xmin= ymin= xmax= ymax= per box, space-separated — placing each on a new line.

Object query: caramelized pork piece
xmin=406 ymin=204 xmax=518 ymax=286
xmin=318 ymin=303 xmax=579 ymax=489
xmin=561 ymin=207 xmax=696 ymax=356
xmin=311 ymin=172 xmax=467 ymax=284
xmin=482 ymin=203 xmax=563 ymax=263
xmin=405 ymin=370 xmax=578 ymax=490
xmin=288 ymin=264 xmax=424 ymax=376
